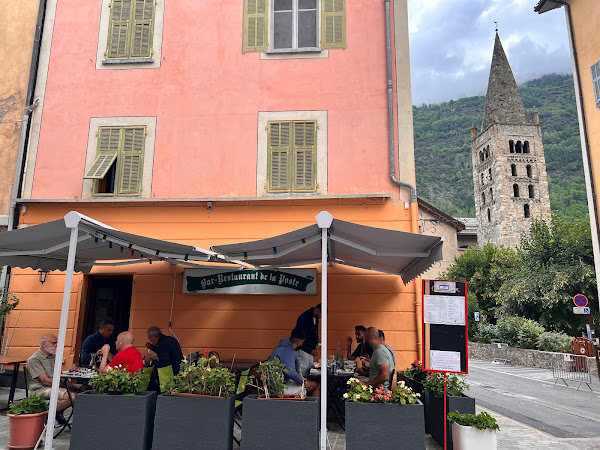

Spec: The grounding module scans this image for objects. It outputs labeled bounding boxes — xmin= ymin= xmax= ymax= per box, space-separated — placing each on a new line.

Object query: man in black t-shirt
xmin=345 ymin=325 xmax=373 ymax=362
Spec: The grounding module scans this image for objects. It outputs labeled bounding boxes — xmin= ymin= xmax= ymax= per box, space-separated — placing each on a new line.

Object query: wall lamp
xmin=38 ymin=269 xmax=50 ymax=285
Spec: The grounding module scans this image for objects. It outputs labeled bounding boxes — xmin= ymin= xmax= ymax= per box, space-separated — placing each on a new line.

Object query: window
xmin=515 ymin=141 xmax=522 ymax=153
xmin=479 ymin=151 xmax=484 ymax=162
xmin=84 ymin=126 xmax=145 ymax=196
xmin=526 ymin=165 xmax=532 ymax=178
xmin=524 ymin=204 xmax=530 ymax=218
xmin=96 ymin=0 xmax=164 ymax=69
xmin=243 ymin=0 xmax=346 ymax=53
xmin=481 ymin=173 xmax=485 ymax=185
xmin=489 ymin=188 xmax=493 ymax=202
xmin=481 ymin=192 xmax=485 ymax=205
xmin=528 ymin=185 xmax=534 ymax=199
xmin=523 ymin=141 xmax=530 ymax=154
xmin=513 ymin=184 xmax=520 ymax=197
xmin=487 ymin=208 xmax=491 ymax=222
xmin=592 ymin=59 xmax=600 ymax=108
xmin=509 ymin=140 xmax=514 ymax=153
xmin=511 ymin=164 xmax=517 ymax=176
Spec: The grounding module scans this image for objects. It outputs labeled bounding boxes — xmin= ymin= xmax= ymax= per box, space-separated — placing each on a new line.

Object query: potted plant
xmin=345 ymin=378 xmax=425 ymax=449
xmin=398 ymin=360 xmax=431 ymax=432
xmin=241 ymin=358 xmax=319 ymax=449
xmin=7 ymin=395 xmax=48 ymax=449
xmin=153 ymin=352 xmax=241 ymax=449
xmin=425 ymin=372 xmax=475 ymax=450
xmin=448 ymin=411 xmax=499 ymax=450
xmin=70 ymin=366 xmax=156 ymax=450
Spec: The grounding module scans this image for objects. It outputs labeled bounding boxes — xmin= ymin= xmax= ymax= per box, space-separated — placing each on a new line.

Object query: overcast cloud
xmin=407 ymin=0 xmax=573 ymax=105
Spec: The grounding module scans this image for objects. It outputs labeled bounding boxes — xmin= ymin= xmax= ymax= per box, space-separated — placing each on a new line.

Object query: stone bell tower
xmin=470 ymin=32 xmax=551 ymax=247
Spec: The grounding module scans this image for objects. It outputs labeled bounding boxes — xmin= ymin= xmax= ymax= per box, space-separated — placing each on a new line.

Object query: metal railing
xmin=552 ymin=353 xmax=592 ymax=391
xmin=491 ymin=342 xmax=510 ymax=364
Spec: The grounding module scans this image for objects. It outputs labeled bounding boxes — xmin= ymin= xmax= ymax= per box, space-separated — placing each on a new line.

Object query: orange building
xmin=6 ymin=0 xmax=424 ymax=371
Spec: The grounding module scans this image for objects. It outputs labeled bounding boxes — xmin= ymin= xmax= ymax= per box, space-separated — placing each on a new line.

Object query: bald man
xmin=99 ymin=331 xmax=143 ymax=374
xmin=362 ymin=327 xmax=394 ymax=389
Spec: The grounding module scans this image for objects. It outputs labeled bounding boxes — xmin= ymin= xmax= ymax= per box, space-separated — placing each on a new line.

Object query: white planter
xmin=451 ymin=423 xmax=497 ymax=450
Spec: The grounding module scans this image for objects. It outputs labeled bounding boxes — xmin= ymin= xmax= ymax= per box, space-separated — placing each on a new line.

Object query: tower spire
xmin=481 ymin=33 xmax=528 ymax=130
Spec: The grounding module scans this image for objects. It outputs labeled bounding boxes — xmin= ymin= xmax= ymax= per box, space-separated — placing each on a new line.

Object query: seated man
xmin=27 ymin=334 xmax=80 ymax=425
xmin=79 ymin=319 xmax=116 ymax=367
xmin=269 ymin=329 xmax=320 ymax=397
xmin=99 ymin=331 xmax=143 ymax=374
xmin=144 ymin=326 xmax=184 ymax=375
xmin=378 ymin=329 xmax=396 ymax=368
xmin=345 ymin=325 xmax=373 ymax=373
xmin=362 ymin=327 xmax=394 ymax=389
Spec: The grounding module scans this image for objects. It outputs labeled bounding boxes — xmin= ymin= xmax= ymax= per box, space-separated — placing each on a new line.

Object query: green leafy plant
xmin=0 ymin=288 xmax=19 ymax=319
xmin=8 ymin=395 xmax=48 ymax=415
xmin=497 ymin=315 xmax=545 ymax=349
xmin=162 ymin=352 xmax=238 ymax=397
xmin=255 ymin=358 xmax=290 ymax=398
xmin=424 ymin=373 xmax=469 ymax=398
xmin=344 ymin=378 xmax=419 ymax=405
xmin=537 ymin=331 xmax=573 ymax=353
xmin=90 ymin=366 xmax=142 ymax=394
xmin=473 ymin=322 xmax=500 ymax=343
xmin=402 ymin=359 xmax=429 ymax=383
xmin=447 ymin=411 xmax=499 ymax=430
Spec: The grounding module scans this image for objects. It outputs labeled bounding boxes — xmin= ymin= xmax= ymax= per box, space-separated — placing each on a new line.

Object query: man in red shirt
xmin=99 ymin=331 xmax=143 ymax=374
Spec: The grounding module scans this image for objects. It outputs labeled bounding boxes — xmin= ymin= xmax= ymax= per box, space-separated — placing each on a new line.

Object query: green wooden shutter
xmin=267 ymin=122 xmax=291 ymax=192
xmin=118 ymin=127 xmax=145 ymax=195
xmin=107 ymin=0 xmax=132 ymax=59
xmin=130 ymin=0 xmax=154 ymax=58
xmin=292 ymin=122 xmax=316 ymax=192
xmin=592 ymin=60 xmax=600 ymax=107
xmin=243 ymin=0 xmax=268 ymax=52
xmin=84 ymin=127 xmax=120 ymax=179
xmin=321 ymin=0 xmax=346 ymax=49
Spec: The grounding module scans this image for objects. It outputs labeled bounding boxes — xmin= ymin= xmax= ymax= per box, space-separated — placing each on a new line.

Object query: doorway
xmin=83 ymin=277 xmax=133 ymax=341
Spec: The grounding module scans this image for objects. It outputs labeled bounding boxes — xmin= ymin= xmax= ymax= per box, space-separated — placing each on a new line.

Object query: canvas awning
xmin=211 ymin=215 xmax=443 ymax=284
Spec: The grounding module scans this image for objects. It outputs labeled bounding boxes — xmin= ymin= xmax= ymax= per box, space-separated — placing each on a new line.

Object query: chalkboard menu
xmin=422 ymin=280 xmax=468 ymax=374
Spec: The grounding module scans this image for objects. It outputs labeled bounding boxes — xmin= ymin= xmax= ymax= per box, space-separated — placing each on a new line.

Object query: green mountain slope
xmin=413 ymin=74 xmax=587 ymax=219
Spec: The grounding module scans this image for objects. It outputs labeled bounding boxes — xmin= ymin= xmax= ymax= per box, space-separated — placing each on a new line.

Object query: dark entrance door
xmin=83 ymin=277 xmax=133 ymax=342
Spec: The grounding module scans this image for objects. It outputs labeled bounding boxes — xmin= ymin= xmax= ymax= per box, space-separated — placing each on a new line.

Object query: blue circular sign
xmin=574 ymin=294 xmax=588 ymax=307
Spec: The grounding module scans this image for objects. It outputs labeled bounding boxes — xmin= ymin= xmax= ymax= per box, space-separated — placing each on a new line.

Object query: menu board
xmin=424 ymin=295 xmax=465 ymax=325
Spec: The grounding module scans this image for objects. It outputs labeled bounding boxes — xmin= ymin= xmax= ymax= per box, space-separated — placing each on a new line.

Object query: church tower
xmin=471 ymin=32 xmax=551 ymax=247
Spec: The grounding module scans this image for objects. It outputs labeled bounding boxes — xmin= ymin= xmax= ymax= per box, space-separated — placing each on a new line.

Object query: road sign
xmin=574 ymin=294 xmax=588 ymax=307
xmin=474 ymin=312 xmax=480 ymax=322
xmin=573 ymin=306 xmax=591 ymax=314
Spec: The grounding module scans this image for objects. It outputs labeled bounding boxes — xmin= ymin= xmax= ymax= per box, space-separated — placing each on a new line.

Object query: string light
xmin=243 ymin=252 xmax=248 ymax=260
xmin=301 ymin=239 xmax=306 ymax=246
xmin=94 ymin=237 xmax=98 ymax=245
xmin=102 ymin=234 xmax=107 ymax=241
xmin=184 ymin=254 xmax=189 ymax=261
xmin=120 ymin=246 xmax=124 ymax=254
xmin=109 ymin=242 xmax=113 ymax=248
xmin=155 ymin=250 xmax=160 ymax=257
xmin=272 ymin=247 xmax=277 ymax=255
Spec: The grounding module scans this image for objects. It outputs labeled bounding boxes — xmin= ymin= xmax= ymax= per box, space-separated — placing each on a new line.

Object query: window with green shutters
xmin=243 ymin=0 xmax=268 ymax=52
xmin=267 ymin=121 xmax=316 ymax=192
xmin=592 ymin=59 xmax=600 ymax=108
xmin=84 ymin=126 xmax=146 ymax=196
xmin=321 ymin=0 xmax=346 ymax=49
xmin=106 ymin=0 xmax=155 ymax=60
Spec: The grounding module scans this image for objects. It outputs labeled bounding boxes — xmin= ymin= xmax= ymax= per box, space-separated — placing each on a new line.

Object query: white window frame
xmin=268 ymin=0 xmax=322 ymax=54
xmin=592 ymin=59 xmax=600 ymax=108
xmin=82 ymin=116 xmax=156 ymax=199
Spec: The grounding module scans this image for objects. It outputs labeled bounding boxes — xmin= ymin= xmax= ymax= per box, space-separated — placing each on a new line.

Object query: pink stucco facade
xmin=29 ymin=0 xmax=411 ymax=200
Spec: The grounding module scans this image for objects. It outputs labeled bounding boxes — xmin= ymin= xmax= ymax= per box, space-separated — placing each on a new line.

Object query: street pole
xmin=587 ymin=313 xmax=600 ymax=381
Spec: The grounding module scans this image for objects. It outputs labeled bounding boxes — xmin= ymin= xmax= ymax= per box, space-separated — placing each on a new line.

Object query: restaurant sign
xmin=183 ymin=268 xmax=317 ymax=295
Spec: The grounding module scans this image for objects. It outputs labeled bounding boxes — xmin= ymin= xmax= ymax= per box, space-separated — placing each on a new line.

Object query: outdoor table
xmin=55 ymin=370 xmax=94 ymax=437
xmin=220 ymin=359 xmax=262 ymax=373
xmin=0 ymin=356 xmax=27 ymax=411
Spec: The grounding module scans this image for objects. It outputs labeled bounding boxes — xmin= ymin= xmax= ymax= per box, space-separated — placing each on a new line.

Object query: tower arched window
xmin=481 ymin=173 xmax=485 ymax=185
xmin=486 ymin=145 xmax=490 ymax=159
xmin=528 ymin=185 xmax=534 ymax=199
xmin=523 ymin=141 xmax=530 ymax=154
xmin=489 ymin=188 xmax=493 ymax=202
xmin=524 ymin=204 xmax=530 ymax=218
xmin=526 ymin=165 xmax=532 ymax=178
xmin=488 ymin=168 xmax=492 ymax=181
xmin=487 ymin=208 xmax=491 ymax=222
xmin=509 ymin=140 xmax=514 ymax=153
xmin=513 ymin=184 xmax=520 ymax=197
xmin=479 ymin=151 xmax=483 ymax=162
xmin=482 ymin=192 xmax=485 ymax=205
xmin=516 ymin=141 xmax=522 ymax=153
xmin=511 ymin=164 xmax=517 ymax=176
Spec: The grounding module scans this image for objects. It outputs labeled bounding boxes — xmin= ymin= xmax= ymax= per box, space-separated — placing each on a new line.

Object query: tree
xmin=496 ymin=216 xmax=598 ymax=336
xmin=441 ymin=244 xmax=518 ymax=321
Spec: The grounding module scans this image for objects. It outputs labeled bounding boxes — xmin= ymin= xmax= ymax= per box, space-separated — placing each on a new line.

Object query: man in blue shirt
xmin=269 ymin=328 xmax=319 ymax=397
xmin=79 ymin=320 xmax=116 ymax=367
xmin=144 ymin=326 xmax=184 ymax=375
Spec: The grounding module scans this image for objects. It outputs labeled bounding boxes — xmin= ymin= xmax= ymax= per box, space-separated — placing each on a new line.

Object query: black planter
xmin=345 ymin=400 xmax=425 ymax=450
xmin=397 ymin=373 xmax=430 ymax=433
xmin=241 ymin=395 xmax=319 ymax=449
xmin=153 ymin=394 xmax=235 ymax=449
xmin=70 ymin=390 xmax=156 ymax=450
xmin=429 ymin=394 xmax=475 ymax=450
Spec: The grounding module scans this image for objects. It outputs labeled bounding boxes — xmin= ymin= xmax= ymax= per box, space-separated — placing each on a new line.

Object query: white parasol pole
xmin=316 ymin=211 xmax=333 ymax=450
xmin=45 ymin=214 xmax=81 ymax=449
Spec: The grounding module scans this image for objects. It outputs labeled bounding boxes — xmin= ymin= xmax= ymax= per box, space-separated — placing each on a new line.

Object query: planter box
xmin=241 ymin=395 xmax=319 ymax=449
xmin=452 ymin=423 xmax=497 ymax=450
xmin=153 ymin=394 xmax=234 ymax=449
xmin=429 ymin=394 xmax=475 ymax=450
xmin=70 ymin=391 xmax=156 ymax=450
xmin=397 ymin=373 xmax=430 ymax=433
xmin=345 ymin=400 xmax=425 ymax=450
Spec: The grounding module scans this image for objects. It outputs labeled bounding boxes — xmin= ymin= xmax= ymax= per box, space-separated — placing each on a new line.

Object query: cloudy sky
xmin=407 ymin=0 xmax=573 ymax=105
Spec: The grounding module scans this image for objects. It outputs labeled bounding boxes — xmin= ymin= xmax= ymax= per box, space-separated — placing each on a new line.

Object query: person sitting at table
xmin=99 ymin=331 xmax=143 ymax=374
xmin=143 ymin=326 xmax=184 ymax=375
xmin=378 ymin=329 xmax=396 ymax=368
xmin=79 ymin=319 xmax=116 ymax=367
xmin=361 ymin=327 xmax=394 ymax=389
xmin=345 ymin=324 xmax=373 ymax=362
xmin=294 ymin=303 xmax=321 ymax=377
xmin=269 ymin=328 xmax=320 ymax=397
xmin=27 ymin=334 xmax=81 ymax=425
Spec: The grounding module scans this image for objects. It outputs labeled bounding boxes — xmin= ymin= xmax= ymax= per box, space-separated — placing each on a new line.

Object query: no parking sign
xmin=573 ymin=294 xmax=588 ymax=307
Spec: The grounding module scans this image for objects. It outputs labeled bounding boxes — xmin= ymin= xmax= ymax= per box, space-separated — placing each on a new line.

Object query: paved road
xmin=467 ymin=360 xmax=600 ymax=449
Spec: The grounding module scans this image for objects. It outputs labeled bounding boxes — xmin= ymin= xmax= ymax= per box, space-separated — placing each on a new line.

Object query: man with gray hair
xmin=144 ymin=326 xmax=184 ymax=375
xmin=27 ymin=334 xmax=78 ymax=425
xmin=362 ymin=327 xmax=394 ymax=389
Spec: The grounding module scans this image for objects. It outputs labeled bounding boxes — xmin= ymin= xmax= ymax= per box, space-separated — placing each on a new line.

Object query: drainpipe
xmin=385 ymin=0 xmax=417 ymax=204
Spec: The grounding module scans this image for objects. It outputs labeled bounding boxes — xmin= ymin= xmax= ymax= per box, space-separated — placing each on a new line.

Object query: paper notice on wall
xmin=430 ymin=350 xmax=461 ymax=372
xmin=424 ymin=295 xmax=465 ymax=325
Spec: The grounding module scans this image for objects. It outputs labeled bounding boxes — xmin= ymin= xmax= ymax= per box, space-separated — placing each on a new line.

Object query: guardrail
xmin=552 ymin=353 xmax=592 ymax=391
xmin=491 ymin=342 xmax=510 ymax=364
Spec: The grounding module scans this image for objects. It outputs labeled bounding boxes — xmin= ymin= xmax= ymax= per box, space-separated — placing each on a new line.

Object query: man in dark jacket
xmin=294 ymin=304 xmax=321 ymax=376
xmin=144 ymin=326 xmax=184 ymax=375
xmin=269 ymin=329 xmax=319 ymax=397
xmin=79 ymin=319 xmax=116 ymax=367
